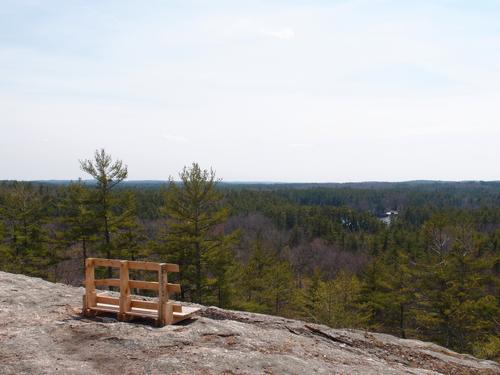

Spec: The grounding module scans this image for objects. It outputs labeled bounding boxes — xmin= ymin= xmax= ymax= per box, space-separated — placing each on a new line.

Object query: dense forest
xmin=0 ymin=150 xmax=498 ymax=361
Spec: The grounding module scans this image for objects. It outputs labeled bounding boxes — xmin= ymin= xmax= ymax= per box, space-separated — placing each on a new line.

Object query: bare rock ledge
xmin=0 ymin=271 xmax=498 ymax=375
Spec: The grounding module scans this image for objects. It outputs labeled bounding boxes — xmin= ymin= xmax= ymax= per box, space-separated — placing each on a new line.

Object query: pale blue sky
xmin=1 ymin=0 xmax=499 ymax=181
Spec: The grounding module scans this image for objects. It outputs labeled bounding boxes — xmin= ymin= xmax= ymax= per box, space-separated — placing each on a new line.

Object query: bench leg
xmin=82 ymin=295 xmax=96 ymax=317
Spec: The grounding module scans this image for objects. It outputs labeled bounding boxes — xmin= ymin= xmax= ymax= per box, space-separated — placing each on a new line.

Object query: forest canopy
xmin=0 ymin=151 xmax=498 ymax=361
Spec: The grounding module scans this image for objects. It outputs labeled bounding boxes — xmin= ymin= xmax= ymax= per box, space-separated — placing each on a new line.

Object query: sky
xmin=1 ymin=0 xmax=499 ymax=182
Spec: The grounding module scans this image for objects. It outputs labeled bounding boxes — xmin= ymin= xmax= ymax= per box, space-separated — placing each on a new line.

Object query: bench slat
xmin=91 ymin=258 xmax=122 ymax=268
xmin=96 ymin=295 xmax=119 ymax=305
xmin=131 ymin=300 xmax=158 ymax=310
xmin=84 ymin=258 xmax=190 ymax=326
xmin=94 ymin=278 xmax=120 ymax=287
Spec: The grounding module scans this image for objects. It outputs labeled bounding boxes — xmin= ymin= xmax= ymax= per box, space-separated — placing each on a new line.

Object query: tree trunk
xmin=104 ymin=213 xmax=112 ymax=278
xmin=195 ymin=242 xmax=201 ymax=303
xmin=218 ymin=284 xmax=222 ymax=307
xmin=194 ymin=214 xmax=202 ymax=304
xmin=400 ymin=303 xmax=406 ymax=339
xmin=82 ymin=237 xmax=87 ymax=276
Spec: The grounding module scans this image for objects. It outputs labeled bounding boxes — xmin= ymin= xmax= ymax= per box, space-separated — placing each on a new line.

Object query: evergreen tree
xmin=361 ymin=250 xmax=415 ymax=336
xmin=319 ymin=271 xmax=364 ymax=328
xmin=205 ymin=240 xmax=237 ymax=308
xmin=265 ymin=259 xmax=296 ymax=316
xmin=79 ymin=149 xmax=128 ymax=277
xmin=301 ymin=268 xmax=323 ymax=322
xmin=112 ymin=191 xmax=148 ymax=261
xmin=0 ymin=183 xmax=58 ymax=278
xmin=0 ymin=175 xmax=499 ymax=359
xmin=57 ymin=181 xmax=98 ymax=272
xmin=161 ymin=163 xmax=237 ymax=305
xmin=415 ymin=221 xmax=499 ymax=352
xmin=235 ymin=238 xmax=275 ymax=312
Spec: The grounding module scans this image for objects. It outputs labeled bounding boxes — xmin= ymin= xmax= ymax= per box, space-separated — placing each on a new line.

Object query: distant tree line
xmin=0 ymin=149 xmax=498 ymax=361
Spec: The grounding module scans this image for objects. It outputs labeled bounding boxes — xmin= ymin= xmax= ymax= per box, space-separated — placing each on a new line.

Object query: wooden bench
xmin=82 ymin=258 xmax=200 ymax=326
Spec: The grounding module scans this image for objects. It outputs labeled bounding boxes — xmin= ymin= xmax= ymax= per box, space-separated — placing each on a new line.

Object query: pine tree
xmin=415 ymin=220 xmax=499 ymax=352
xmin=79 ymin=149 xmax=128 ymax=277
xmin=0 ymin=200 xmax=14 ymax=273
xmin=235 ymin=238 xmax=274 ymax=312
xmin=319 ymin=271 xmax=364 ymax=328
xmin=161 ymin=163 xmax=237 ymax=305
xmin=0 ymin=182 xmax=58 ymax=278
xmin=301 ymin=268 xmax=323 ymax=322
xmin=265 ymin=259 xmax=296 ymax=316
xmin=112 ymin=191 xmax=147 ymax=261
xmin=57 ymin=181 xmax=98 ymax=273
xmin=205 ymin=240 xmax=237 ymax=308
xmin=383 ymin=247 xmax=415 ymax=339
xmin=360 ymin=248 xmax=416 ymax=336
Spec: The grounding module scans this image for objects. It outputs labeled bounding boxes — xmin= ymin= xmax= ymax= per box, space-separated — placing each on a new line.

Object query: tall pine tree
xmin=161 ymin=163 xmax=237 ymax=305
xmin=79 ymin=149 xmax=128 ymax=277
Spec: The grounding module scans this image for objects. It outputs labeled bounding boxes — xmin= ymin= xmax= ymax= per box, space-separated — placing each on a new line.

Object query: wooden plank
xmin=96 ymin=295 xmax=119 ymax=305
xmin=129 ymin=280 xmax=159 ymax=291
xmin=131 ymin=300 xmax=158 ymax=310
xmin=158 ymin=268 xmax=166 ymax=326
xmin=125 ymin=280 xmax=180 ymax=293
xmin=95 ymin=280 xmax=179 ymax=293
xmin=85 ymin=258 xmax=96 ymax=309
xmin=125 ymin=309 xmax=157 ymax=319
xmin=128 ymin=260 xmax=160 ymax=271
xmin=92 ymin=258 xmax=122 ymax=268
xmin=163 ymin=301 xmax=173 ymax=325
xmin=164 ymin=263 xmax=180 ymax=273
xmin=82 ymin=294 xmax=88 ymax=313
xmin=92 ymin=259 xmax=180 ymax=272
xmin=90 ymin=304 xmax=120 ymax=314
xmin=94 ymin=278 xmax=120 ymax=287
xmin=129 ymin=300 xmax=181 ymax=312
xmin=119 ymin=261 xmax=131 ymax=319
xmin=89 ymin=258 xmax=179 ymax=272
xmin=173 ymin=306 xmax=200 ymax=317
xmin=82 ymin=258 xmax=184 ymax=325
xmin=172 ymin=306 xmax=200 ymax=324
xmin=167 ymin=283 xmax=181 ymax=294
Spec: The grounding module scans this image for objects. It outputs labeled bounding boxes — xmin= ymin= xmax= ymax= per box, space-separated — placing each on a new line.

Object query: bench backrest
xmin=84 ymin=258 xmax=181 ymax=325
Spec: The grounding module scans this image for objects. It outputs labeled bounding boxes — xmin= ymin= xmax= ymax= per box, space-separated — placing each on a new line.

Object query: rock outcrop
xmin=0 ymin=271 xmax=498 ymax=375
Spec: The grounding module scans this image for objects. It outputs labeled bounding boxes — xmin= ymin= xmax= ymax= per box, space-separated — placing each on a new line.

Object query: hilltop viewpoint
xmin=1 ymin=271 xmax=498 ymax=375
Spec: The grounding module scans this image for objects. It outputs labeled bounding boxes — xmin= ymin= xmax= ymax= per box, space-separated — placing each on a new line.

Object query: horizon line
xmin=1 ymin=179 xmax=500 ymax=185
